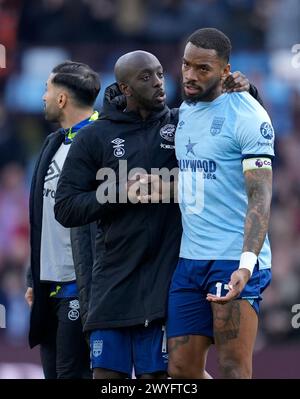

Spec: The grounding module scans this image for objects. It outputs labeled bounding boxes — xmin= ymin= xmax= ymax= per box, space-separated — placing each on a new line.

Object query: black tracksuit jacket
xmin=54 ymin=84 xmax=182 ymax=331
xmin=27 ymin=130 xmax=96 ymax=348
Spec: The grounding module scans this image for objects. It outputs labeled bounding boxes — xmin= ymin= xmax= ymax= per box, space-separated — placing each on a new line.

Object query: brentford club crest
xmin=160 ymin=124 xmax=176 ymax=142
xmin=92 ymin=340 xmax=103 ymax=357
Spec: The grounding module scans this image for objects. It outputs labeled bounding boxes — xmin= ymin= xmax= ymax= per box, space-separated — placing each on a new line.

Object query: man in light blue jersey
xmin=166 ymin=28 xmax=274 ymax=379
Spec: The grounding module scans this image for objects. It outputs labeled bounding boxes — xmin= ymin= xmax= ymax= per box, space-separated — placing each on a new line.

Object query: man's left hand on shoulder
xmin=222 ymin=71 xmax=250 ymax=93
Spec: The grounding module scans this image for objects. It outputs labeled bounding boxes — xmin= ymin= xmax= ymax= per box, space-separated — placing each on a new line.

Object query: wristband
xmin=239 ymin=252 xmax=257 ymax=276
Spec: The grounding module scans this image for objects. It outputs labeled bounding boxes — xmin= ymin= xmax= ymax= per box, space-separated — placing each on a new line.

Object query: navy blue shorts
xmin=167 ymin=258 xmax=271 ymax=339
xmin=90 ymin=321 xmax=168 ymax=377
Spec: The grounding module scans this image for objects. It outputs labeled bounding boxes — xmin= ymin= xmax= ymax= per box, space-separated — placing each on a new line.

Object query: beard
xmin=44 ymin=105 xmax=61 ymax=123
xmin=182 ymin=77 xmax=221 ymax=104
xmin=148 ymin=101 xmax=165 ymax=111
xmin=131 ymin=89 xmax=165 ymax=112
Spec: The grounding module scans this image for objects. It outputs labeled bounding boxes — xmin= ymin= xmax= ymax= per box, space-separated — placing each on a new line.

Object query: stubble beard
xmin=182 ymin=78 xmax=221 ymax=104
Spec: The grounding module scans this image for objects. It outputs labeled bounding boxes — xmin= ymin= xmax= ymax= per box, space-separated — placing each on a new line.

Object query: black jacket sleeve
xmin=54 ymin=124 xmax=115 ymax=227
xmin=70 ymin=222 xmax=96 ymax=326
xmin=249 ymin=83 xmax=264 ymax=108
xmin=26 ymin=265 xmax=33 ymax=288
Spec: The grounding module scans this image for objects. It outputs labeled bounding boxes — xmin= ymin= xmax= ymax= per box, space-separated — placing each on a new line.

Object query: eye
xmin=157 ymin=72 xmax=164 ymax=79
xmin=200 ymin=66 xmax=209 ymax=72
xmin=182 ymin=60 xmax=188 ymax=68
xmin=141 ymin=75 xmax=150 ymax=81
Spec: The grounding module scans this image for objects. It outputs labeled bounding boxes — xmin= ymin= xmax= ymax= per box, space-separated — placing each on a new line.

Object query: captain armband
xmin=242 ymin=157 xmax=272 ymax=173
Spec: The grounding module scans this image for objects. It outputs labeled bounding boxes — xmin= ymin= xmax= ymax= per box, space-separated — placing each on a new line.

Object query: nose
xmin=153 ymin=74 xmax=163 ymax=88
xmin=184 ymin=67 xmax=197 ymax=82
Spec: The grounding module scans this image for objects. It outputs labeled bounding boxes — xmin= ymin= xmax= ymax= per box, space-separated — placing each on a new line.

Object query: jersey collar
xmin=61 ymin=110 xmax=99 ymax=144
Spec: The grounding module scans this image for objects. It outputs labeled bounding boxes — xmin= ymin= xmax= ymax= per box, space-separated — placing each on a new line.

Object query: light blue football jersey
xmin=175 ymin=92 xmax=275 ymax=269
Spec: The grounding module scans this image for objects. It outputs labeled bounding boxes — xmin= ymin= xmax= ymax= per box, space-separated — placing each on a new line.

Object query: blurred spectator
xmin=0 ymin=0 xmax=22 ymax=80
xmin=264 ymin=0 xmax=300 ymax=51
xmin=144 ymin=0 xmax=230 ymax=43
xmin=18 ymin=0 xmax=119 ymax=44
xmin=0 ymin=163 xmax=29 ymax=269
xmin=115 ymin=0 xmax=146 ymax=36
xmin=0 ymin=103 xmax=27 ymax=168
xmin=0 ymin=267 xmax=30 ymax=345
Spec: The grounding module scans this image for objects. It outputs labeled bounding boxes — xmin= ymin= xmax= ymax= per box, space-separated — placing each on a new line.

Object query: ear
xmin=119 ymin=82 xmax=132 ymax=97
xmin=57 ymin=92 xmax=67 ymax=109
xmin=221 ymin=63 xmax=231 ymax=80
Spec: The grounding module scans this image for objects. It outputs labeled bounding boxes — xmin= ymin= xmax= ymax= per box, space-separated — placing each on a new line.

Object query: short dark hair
xmin=186 ymin=28 xmax=232 ymax=63
xmin=51 ymin=61 xmax=100 ymax=107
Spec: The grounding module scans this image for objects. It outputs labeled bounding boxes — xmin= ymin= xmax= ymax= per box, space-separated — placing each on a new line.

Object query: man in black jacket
xmin=54 ymin=50 xmax=261 ymax=379
xmin=25 ymin=61 xmax=100 ymax=378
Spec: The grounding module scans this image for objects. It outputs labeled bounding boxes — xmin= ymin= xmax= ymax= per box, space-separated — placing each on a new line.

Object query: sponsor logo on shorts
xmin=68 ymin=300 xmax=80 ymax=321
xmin=69 ymin=299 xmax=80 ymax=310
xmin=68 ymin=309 xmax=79 ymax=321
xmin=92 ymin=339 xmax=103 ymax=357
xmin=162 ymin=354 xmax=169 ymax=363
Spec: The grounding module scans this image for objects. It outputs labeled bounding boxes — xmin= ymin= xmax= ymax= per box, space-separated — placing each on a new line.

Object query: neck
xmin=202 ymin=85 xmax=223 ymax=102
xmin=139 ymin=109 xmax=151 ymax=120
xmin=60 ymin=107 xmax=94 ymax=129
xmin=125 ymin=99 xmax=151 ymax=121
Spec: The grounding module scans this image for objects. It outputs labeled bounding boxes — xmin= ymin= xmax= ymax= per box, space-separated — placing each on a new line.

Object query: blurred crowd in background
xmin=0 ymin=0 xmax=300 ymax=376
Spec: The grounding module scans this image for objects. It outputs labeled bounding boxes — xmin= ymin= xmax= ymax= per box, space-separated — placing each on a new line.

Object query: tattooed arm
xmin=207 ymin=168 xmax=272 ymax=304
xmin=242 ymin=169 xmax=272 ymax=254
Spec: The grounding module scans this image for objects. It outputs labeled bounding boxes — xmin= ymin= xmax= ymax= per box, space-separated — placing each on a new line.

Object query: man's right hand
xmin=25 ymin=287 xmax=34 ymax=307
xmin=206 ymin=268 xmax=251 ymax=304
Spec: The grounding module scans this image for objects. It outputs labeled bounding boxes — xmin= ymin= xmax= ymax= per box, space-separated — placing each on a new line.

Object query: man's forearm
xmin=243 ymin=169 xmax=272 ymax=255
xmin=55 ymin=191 xmax=103 ymax=227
